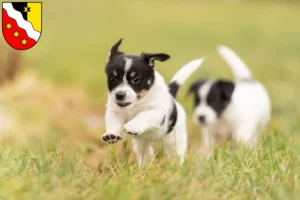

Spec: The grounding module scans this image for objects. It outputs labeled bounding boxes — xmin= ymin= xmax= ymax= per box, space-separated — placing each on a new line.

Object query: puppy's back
xmin=228 ymin=81 xmax=271 ymax=130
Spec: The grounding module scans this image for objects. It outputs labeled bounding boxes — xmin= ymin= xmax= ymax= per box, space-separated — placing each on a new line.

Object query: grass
xmin=0 ymin=133 xmax=299 ymax=199
xmin=1 ymin=0 xmax=300 ymax=199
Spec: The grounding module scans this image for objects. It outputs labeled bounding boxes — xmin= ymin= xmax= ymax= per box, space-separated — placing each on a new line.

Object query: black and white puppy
xmin=188 ymin=45 xmax=271 ymax=151
xmin=102 ymin=39 xmax=204 ymax=166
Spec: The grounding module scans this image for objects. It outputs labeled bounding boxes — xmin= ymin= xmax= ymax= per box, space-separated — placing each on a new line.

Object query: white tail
xmin=169 ymin=58 xmax=204 ymax=97
xmin=171 ymin=58 xmax=204 ymax=85
xmin=217 ymin=45 xmax=252 ymax=81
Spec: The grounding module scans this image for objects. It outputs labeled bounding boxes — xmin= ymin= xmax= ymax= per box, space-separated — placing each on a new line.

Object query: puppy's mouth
xmin=117 ymin=102 xmax=132 ymax=107
xmin=199 ymin=121 xmax=208 ymax=126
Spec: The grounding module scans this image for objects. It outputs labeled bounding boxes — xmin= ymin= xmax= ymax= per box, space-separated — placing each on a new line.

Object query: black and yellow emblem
xmin=2 ymin=2 xmax=42 ymax=50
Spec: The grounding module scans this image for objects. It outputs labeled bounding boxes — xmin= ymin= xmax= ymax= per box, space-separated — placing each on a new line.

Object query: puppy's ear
xmin=107 ymin=38 xmax=123 ymax=62
xmin=185 ymin=80 xmax=206 ymax=98
xmin=186 ymin=82 xmax=198 ymax=98
xmin=217 ymin=80 xmax=235 ymax=102
xmin=141 ymin=53 xmax=170 ymax=67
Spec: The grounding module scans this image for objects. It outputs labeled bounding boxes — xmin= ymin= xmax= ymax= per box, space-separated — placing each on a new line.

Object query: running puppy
xmin=102 ymin=39 xmax=204 ymax=166
xmin=188 ymin=45 xmax=271 ymax=152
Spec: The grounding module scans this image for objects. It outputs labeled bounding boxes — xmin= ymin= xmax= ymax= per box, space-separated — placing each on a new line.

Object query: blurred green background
xmin=29 ymin=0 xmax=300 ymax=123
xmin=0 ymin=0 xmax=300 ymax=199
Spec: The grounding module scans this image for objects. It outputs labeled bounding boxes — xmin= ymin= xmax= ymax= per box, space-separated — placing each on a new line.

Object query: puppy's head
xmin=105 ymin=39 xmax=170 ymax=108
xmin=188 ymin=80 xmax=235 ymax=125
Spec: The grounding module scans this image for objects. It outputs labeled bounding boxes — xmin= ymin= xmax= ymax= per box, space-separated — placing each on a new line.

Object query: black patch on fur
xmin=126 ymin=58 xmax=155 ymax=95
xmin=110 ymin=38 xmax=123 ymax=57
xmin=106 ymin=54 xmax=155 ymax=94
xmin=206 ymin=80 xmax=235 ymax=116
xmin=167 ymin=101 xmax=177 ymax=134
xmin=169 ymin=82 xmax=180 ymax=98
xmin=187 ymin=80 xmax=208 ymax=107
xmin=188 ymin=80 xmax=235 ymax=117
xmin=105 ymin=55 xmax=126 ymax=91
xmin=105 ymin=39 xmax=170 ymax=98
xmin=141 ymin=53 xmax=170 ymax=67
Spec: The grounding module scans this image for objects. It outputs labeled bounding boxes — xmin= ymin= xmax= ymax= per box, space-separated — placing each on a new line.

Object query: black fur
xmin=141 ymin=53 xmax=170 ymax=67
xmin=207 ymin=81 xmax=235 ymax=116
xmin=169 ymin=82 xmax=180 ymax=98
xmin=167 ymin=101 xmax=177 ymax=133
xmin=105 ymin=39 xmax=170 ymax=98
xmin=105 ymin=56 xmax=126 ymax=91
xmin=110 ymin=38 xmax=123 ymax=56
xmin=105 ymin=39 xmax=178 ymax=132
xmin=188 ymin=80 xmax=235 ymax=117
xmin=187 ymin=80 xmax=208 ymax=107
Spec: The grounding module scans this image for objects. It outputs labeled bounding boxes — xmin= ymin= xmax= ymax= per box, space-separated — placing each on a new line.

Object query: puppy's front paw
xmin=123 ymin=122 xmax=144 ymax=136
xmin=102 ymin=133 xmax=122 ymax=144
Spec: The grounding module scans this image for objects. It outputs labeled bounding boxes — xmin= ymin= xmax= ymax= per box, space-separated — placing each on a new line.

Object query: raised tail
xmin=217 ymin=45 xmax=252 ymax=81
xmin=169 ymin=58 xmax=204 ymax=98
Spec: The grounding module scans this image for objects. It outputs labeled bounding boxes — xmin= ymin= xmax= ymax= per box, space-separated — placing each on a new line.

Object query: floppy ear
xmin=186 ymin=82 xmax=198 ymax=98
xmin=141 ymin=53 xmax=170 ymax=67
xmin=107 ymin=38 xmax=123 ymax=62
xmin=217 ymin=81 xmax=235 ymax=102
xmin=185 ymin=80 xmax=207 ymax=99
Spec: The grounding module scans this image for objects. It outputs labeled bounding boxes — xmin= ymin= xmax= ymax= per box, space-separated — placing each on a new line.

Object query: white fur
xmin=103 ymin=58 xmax=204 ymax=167
xmin=217 ymin=45 xmax=252 ymax=81
xmin=193 ymin=80 xmax=217 ymax=125
xmin=110 ymin=84 xmax=137 ymax=105
xmin=110 ymin=58 xmax=136 ymax=105
xmin=197 ymin=46 xmax=271 ymax=151
xmin=124 ymin=58 xmax=133 ymax=73
xmin=171 ymin=59 xmax=204 ymax=85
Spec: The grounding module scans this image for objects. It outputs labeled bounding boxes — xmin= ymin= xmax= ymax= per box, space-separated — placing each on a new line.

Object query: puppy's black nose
xmin=198 ymin=115 xmax=206 ymax=123
xmin=116 ymin=92 xmax=126 ymax=101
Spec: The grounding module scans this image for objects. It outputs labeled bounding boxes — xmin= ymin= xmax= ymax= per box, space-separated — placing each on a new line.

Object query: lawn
xmin=0 ymin=0 xmax=300 ymax=199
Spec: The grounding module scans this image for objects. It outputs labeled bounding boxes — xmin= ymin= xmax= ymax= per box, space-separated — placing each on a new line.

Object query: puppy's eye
xmin=131 ymin=76 xmax=140 ymax=84
xmin=109 ymin=75 xmax=117 ymax=82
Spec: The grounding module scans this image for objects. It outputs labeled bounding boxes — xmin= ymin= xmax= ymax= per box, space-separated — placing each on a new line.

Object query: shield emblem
xmin=2 ymin=2 xmax=42 ymax=50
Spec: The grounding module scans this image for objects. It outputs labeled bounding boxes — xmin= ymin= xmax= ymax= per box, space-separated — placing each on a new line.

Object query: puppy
xmin=188 ymin=45 xmax=271 ymax=151
xmin=102 ymin=39 xmax=204 ymax=166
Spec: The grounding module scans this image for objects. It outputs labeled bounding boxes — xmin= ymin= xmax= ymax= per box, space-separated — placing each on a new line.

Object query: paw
xmin=102 ymin=133 xmax=122 ymax=144
xmin=123 ymin=122 xmax=144 ymax=136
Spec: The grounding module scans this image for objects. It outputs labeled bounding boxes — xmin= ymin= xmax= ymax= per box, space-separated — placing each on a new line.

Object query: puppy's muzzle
xmin=115 ymin=91 xmax=131 ymax=107
xmin=198 ymin=115 xmax=206 ymax=124
xmin=115 ymin=91 xmax=126 ymax=101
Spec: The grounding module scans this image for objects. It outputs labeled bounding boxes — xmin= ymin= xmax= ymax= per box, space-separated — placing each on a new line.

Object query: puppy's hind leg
xmin=235 ymin=125 xmax=257 ymax=149
xmin=165 ymin=124 xmax=187 ymax=166
xmin=175 ymin=130 xmax=187 ymax=165
xmin=174 ymin=105 xmax=188 ymax=165
xmin=132 ymin=138 xmax=150 ymax=168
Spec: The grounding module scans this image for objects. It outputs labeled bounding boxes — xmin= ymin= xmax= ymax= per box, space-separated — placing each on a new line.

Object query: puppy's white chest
xmin=211 ymin=119 xmax=233 ymax=138
xmin=120 ymin=106 xmax=148 ymax=123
